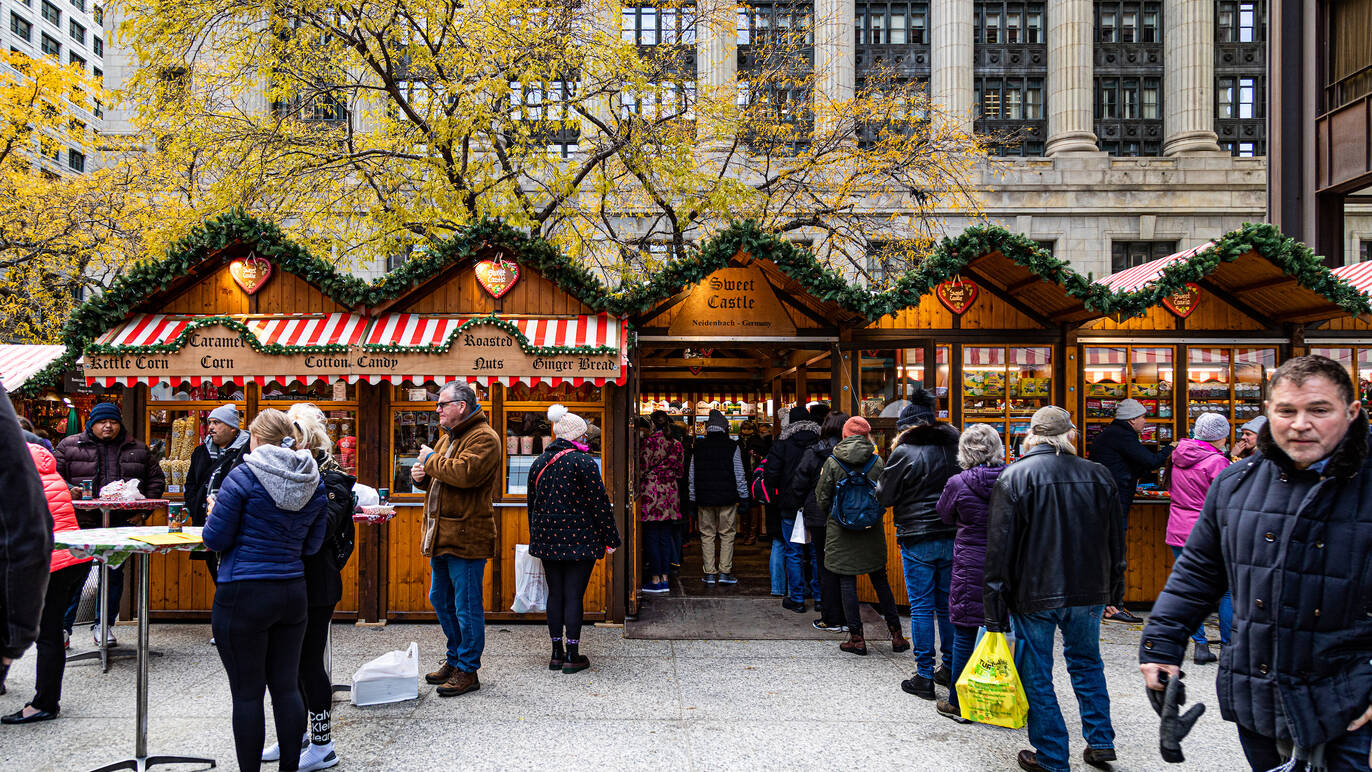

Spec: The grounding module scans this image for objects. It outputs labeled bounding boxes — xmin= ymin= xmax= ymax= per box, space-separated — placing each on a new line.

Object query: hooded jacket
xmin=1165 ymin=438 xmax=1230 ymax=547
xmin=302 ymin=453 xmax=357 ymax=607
xmin=983 ymin=444 xmax=1125 ymax=631
xmin=791 ymin=435 xmax=840 ymax=529
xmin=936 ymin=464 xmax=1004 ymax=627
xmin=0 ymin=386 xmax=52 ymax=660
xmin=53 ymin=425 xmax=166 ymax=528
xmin=816 ymin=435 xmax=887 ymax=576
xmin=27 ymin=443 xmax=90 ymax=574
xmin=764 ymin=418 xmax=821 ymax=511
xmin=1141 ymin=411 xmax=1372 ymax=750
xmin=203 ymin=444 xmax=329 ymax=583
xmin=877 ymin=422 xmax=961 ymax=542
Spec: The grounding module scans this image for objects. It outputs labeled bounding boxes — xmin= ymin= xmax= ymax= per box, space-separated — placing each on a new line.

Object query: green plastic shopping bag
xmin=954 ymin=630 xmax=1029 ymax=729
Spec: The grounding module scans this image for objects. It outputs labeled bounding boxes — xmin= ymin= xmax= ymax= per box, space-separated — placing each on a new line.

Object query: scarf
xmin=205 ymin=429 xmax=248 ymax=462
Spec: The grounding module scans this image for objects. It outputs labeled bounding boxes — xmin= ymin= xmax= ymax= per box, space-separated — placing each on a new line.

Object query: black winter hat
xmin=707 ymin=409 xmax=730 ymax=431
xmin=809 ymin=402 xmax=831 ymax=425
xmin=787 ymin=405 xmax=810 ymax=424
xmin=897 ymin=387 xmax=937 ymax=429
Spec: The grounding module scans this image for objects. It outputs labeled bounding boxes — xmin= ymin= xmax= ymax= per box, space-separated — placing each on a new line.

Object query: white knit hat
xmin=548 ymin=403 xmax=588 ymax=441
xmin=1192 ymin=412 xmax=1231 ymax=443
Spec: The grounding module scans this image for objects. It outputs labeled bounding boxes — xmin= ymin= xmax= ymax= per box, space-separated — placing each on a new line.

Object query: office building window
xmin=975 ymin=1 xmax=1044 ymax=43
xmin=1095 ymin=1 xmax=1161 ymax=43
xmin=92 ymin=36 xmax=101 ymax=56
xmin=11 ymin=13 xmax=32 ymax=41
xmin=1215 ymin=1 xmax=1265 ymax=156
xmin=40 ymin=32 xmax=58 ymax=58
xmin=1216 ymin=0 xmax=1260 ymax=42
xmin=93 ymin=5 xmax=102 ymax=25
xmin=1095 ymin=77 xmax=1160 ymax=120
xmin=1111 ymin=240 xmax=1177 ymax=273
xmin=1034 ymin=239 xmax=1055 ymax=256
xmin=975 ymin=2 xmax=1047 ymax=156
xmin=1361 ymin=240 xmax=1370 ymax=264
xmin=621 ymin=5 xmax=697 ymax=46
xmin=68 ymin=19 xmax=82 ymax=43
xmin=40 ymin=0 xmax=58 ymax=25
xmin=67 ymin=148 xmax=84 ymax=172
xmin=68 ymin=51 xmax=83 ymax=68
xmin=855 ymin=1 xmax=931 ymax=87
xmin=70 ymin=0 xmax=84 ymax=10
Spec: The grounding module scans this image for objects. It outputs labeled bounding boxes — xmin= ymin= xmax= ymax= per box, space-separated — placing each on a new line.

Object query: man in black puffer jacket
xmin=1141 ymin=356 xmax=1372 ymax=771
xmin=877 ymin=388 xmax=960 ymax=699
xmin=764 ymin=405 xmax=821 ymax=611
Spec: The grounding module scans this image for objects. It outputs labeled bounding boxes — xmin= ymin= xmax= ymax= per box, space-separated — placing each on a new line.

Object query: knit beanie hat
xmin=548 ymin=403 xmax=588 ymax=441
xmin=897 ymin=386 xmax=938 ymax=429
xmin=787 ymin=405 xmax=810 ymax=424
xmin=1115 ymin=399 xmax=1147 ymax=421
xmin=842 ymin=416 xmax=872 ymax=438
xmin=707 ymin=409 xmax=730 ymax=432
xmin=209 ymin=403 xmax=240 ymax=428
xmin=1240 ymin=415 xmax=1268 ymax=435
xmin=1193 ymin=412 xmax=1231 ymax=443
xmin=809 ymin=402 xmax=831 ymax=425
xmin=88 ymin=402 xmax=122 ymax=427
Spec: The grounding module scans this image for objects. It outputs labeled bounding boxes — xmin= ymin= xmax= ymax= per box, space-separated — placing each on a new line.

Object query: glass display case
xmin=1309 ymin=346 xmax=1372 ymax=407
xmin=858 ymin=347 xmax=950 ymax=420
xmin=504 ymin=384 xmax=602 ymax=496
xmin=390 ymin=382 xmax=490 ymax=496
xmin=147 ymin=404 xmax=246 ymax=496
xmin=1186 ymin=347 xmax=1276 ymax=443
xmin=1081 ymin=345 xmax=1176 ymax=452
xmin=148 ymin=381 xmax=244 ymax=402
xmin=961 ymin=345 xmax=1053 ymax=459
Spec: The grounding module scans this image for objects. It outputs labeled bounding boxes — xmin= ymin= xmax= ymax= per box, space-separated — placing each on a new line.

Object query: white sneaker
xmin=300 ymin=742 xmax=339 ymax=771
xmin=91 ymin=625 xmax=117 ymax=648
xmin=262 ymin=734 xmax=308 ymax=763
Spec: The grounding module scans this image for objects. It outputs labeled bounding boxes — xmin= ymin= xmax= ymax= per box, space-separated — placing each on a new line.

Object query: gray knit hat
xmin=1192 ymin=412 xmax=1231 ymax=443
xmin=208 ymin=403 xmax=240 ymax=427
xmin=1115 ymin=399 xmax=1147 ymax=421
xmin=1240 ymin=416 xmax=1268 ymax=436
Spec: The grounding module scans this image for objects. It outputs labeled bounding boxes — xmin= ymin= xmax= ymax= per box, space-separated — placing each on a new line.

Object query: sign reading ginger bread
xmin=84 ymin=323 xmax=622 ymax=382
xmin=668 ymin=266 xmax=797 ymax=337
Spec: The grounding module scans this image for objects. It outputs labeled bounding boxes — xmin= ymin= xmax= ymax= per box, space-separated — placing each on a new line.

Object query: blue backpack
xmin=830 ymin=457 xmax=883 ymax=531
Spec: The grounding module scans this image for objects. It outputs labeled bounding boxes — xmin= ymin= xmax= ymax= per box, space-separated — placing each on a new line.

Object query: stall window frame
xmin=959 ymin=343 xmax=1056 ymax=461
xmin=1183 ymin=344 xmax=1276 ymax=446
xmin=1078 ymin=343 xmax=1179 ymax=456
xmin=144 ymin=399 xmax=248 ymax=499
xmin=388 ymin=386 xmax=494 ymax=501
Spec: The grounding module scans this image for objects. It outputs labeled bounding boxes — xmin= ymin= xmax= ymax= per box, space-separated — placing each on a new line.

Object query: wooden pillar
xmin=831 ymin=343 xmax=846 ymax=412
xmin=607 ymin=383 xmax=629 ymax=622
xmin=794 ymin=365 xmax=807 ymax=409
xmin=771 ymin=374 xmax=783 ymax=435
xmin=355 ymin=382 xmax=385 ymax=624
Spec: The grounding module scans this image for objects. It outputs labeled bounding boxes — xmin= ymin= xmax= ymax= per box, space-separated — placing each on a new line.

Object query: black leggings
xmin=810 ymin=524 xmax=844 ymax=627
xmin=544 ymin=558 xmax=596 ymax=642
xmin=213 ymin=579 xmax=308 ymax=772
xmin=298 ymin=604 xmax=336 ymax=741
xmin=31 ymin=563 xmax=89 ymax=712
xmin=838 ymin=570 xmax=901 ymax=638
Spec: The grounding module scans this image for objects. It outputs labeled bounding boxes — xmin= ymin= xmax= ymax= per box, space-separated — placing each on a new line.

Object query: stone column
xmin=695 ymin=0 xmax=738 ymax=151
xmin=930 ymin=0 xmax=973 ymax=133
xmin=1162 ymin=0 xmax=1221 ymax=154
xmin=1045 ymin=0 xmax=1098 ymax=155
xmin=813 ymin=0 xmax=855 ymax=136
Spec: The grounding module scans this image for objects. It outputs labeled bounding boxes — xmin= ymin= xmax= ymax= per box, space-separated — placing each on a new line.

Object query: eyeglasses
xmin=436 ymin=399 xmax=459 ymax=410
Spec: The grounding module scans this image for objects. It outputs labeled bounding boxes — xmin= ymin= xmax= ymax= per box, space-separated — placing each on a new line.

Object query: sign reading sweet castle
xmin=667 ymin=266 xmax=798 ymax=337
xmin=85 ymin=314 xmax=627 ymax=387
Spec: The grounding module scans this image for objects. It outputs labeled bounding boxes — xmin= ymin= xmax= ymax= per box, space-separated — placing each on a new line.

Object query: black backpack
xmin=322 ymin=470 xmax=357 ymax=568
xmin=830 ymin=457 xmax=883 ymax=531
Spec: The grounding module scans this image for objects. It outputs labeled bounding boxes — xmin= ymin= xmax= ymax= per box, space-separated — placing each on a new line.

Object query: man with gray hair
xmin=410 ymin=382 xmax=500 ymax=697
xmin=985 ymin=406 xmax=1125 ymax=772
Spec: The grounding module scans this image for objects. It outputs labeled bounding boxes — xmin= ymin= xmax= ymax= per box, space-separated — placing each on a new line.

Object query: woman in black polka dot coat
xmin=526 ymin=404 xmax=620 ymax=673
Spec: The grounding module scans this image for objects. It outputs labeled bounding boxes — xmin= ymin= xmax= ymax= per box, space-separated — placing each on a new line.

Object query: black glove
xmin=1148 ymin=670 xmax=1205 ymax=763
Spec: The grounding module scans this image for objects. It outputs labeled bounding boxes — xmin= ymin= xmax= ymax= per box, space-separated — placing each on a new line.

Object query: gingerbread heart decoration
xmin=935 ymin=278 xmax=978 ymax=315
xmin=230 ymin=255 xmax=273 ymax=295
xmin=1162 ymin=283 xmax=1202 ymax=318
xmin=475 ymin=259 xmax=520 ymax=299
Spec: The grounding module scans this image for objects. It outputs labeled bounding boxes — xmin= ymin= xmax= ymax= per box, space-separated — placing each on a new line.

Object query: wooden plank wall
xmin=869 ymin=292 xmax=1045 ymax=331
xmin=1081 ymin=294 xmax=1266 ymax=333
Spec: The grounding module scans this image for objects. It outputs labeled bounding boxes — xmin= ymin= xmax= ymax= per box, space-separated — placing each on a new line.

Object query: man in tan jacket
xmin=411 ymin=382 xmax=501 ymax=697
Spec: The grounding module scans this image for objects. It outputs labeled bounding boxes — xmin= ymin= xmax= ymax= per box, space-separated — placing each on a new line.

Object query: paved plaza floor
xmin=1 ymin=617 xmax=1244 ymax=771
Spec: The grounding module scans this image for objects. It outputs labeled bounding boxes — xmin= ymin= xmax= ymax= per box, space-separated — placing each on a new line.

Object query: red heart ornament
xmin=230 ymin=255 xmax=273 ymax=295
xmin=475 ymin=259 xmax=520 ymax=298
xmin=1162 ymin=283 xmax=1202 ymax=318
xmin=935 ymin=279 xmax=978 ymax=315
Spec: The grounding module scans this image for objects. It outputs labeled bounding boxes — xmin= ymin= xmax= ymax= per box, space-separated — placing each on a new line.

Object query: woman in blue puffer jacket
xmin=204 ymin=408 xmax=327 ymax=772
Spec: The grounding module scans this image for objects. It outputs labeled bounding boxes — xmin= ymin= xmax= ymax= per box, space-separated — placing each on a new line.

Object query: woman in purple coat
xmin=933 ymin=423 xmax=1006 ymax=723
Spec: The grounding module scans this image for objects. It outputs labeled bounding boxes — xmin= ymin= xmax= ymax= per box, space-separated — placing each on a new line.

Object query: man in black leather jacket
xmin=985 ymin=406 xmax=1125 ymax=772
xmin=876 ymin=389 xmax=960 ymax=699
xmin=1141 ymin=356 xmax=1372 ymax=771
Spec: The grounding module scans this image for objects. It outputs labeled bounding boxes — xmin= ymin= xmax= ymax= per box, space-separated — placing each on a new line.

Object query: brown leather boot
xmin=436 ymin=670 xmax=480 ymax=697
xmin=888 ymin=623 xmax=911 ymax=653
xmin=424 ymin=662 xmax=455 ymax=685
xmin=840 ymin=633 xmax=868 ymax=656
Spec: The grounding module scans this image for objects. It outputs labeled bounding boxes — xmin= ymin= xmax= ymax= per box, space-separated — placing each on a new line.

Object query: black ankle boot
xmin=549 ymin=638 xmax=565 ymax=670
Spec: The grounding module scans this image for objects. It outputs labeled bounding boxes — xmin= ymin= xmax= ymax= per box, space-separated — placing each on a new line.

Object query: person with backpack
xmin=255 ymin=404 xmax=356 ymax=770
xmin=790 ymin=411 xmax=849 ymax=632
xmin=638 ymin=411 xmax=683 ymax=595
xmin=814 ymin=416 xmax=909 ymax=656
xmin=765 ymin=405 xmax=822 ymax=611
xmin=1162 ymin=412 xmax=1232 ymax=666
xmin=527 ymin=405 xmax=620 ymax=674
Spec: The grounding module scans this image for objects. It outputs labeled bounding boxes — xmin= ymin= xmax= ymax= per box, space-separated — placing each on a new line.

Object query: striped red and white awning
xmin=1081 ymin=347 xmax=1174 ymax=366
xmin=963 ymin=347 xmax=1053 ymax=367
xmin=1096 ymin=242 xmax=1215 ymax=292
xmin=0 ymin=344 xmax=66 ymax=391
xmin=244 ymin=313 xmax=369 ymax=348
xmin=1188 ymin=347 xmax=1276 ymax=365
xmin=1333 ymin=261 xmax=1372 ymax=296
xmin=363 ymin=313 xmax=623 ymax=351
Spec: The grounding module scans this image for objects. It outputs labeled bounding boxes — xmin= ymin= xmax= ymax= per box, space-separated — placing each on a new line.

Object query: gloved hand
xmin=1148 ymin=670 xmax=1205 ymax=763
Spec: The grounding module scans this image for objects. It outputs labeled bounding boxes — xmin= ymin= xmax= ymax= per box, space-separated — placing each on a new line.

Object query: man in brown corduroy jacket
xmin=411 ymin=382 xmax=500 ymax=697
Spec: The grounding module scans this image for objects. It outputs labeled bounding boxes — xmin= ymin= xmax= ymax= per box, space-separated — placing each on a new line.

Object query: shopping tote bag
xmin=351 ymin=642 xmax=420 ymax=706
xmin=955 ymin=630 xmax=1029 ymax=729
xmin=510 ymin=544 xmax=548 ymax=613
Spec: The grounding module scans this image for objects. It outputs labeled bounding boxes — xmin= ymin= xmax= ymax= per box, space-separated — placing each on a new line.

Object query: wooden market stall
xmin=1080 ymin=223 xmax=1370 ymax=603
xmin=52 ymin=212 xmax=632 ymax=623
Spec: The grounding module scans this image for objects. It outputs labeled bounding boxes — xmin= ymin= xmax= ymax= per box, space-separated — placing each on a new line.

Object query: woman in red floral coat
xmin=638 ymin=411 xmax=683 ymax=595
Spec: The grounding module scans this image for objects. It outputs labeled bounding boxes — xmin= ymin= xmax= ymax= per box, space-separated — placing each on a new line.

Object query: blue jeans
xmin=945 ymin=624 xmax=980 ymax=711
xmin=1170 ymin=546 xmax=1232 ymax=646
xmin=899 ymin=538 xmax=954 ymax=677
xmin=770 ymin=538 xmax=788 ymax=596
xmin=1013 ymin=605 xmax=1114 ymax=772
xmin=781 ymin=516 xmax=819 ymax=603
xmin=429 ymin=556 xmax=487 ymax=673
xmin=1238 ymin=723 xmax=1372 ymax=771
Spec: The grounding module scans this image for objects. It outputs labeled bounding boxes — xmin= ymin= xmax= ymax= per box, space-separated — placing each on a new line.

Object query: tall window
xmin=508 ymin=79 xmax=581 ymax=157
xmin=621 ymin=5 xmax=697 ymax=46
xmin=68 ymin=19 xmax=82 ymax=43
xmin=738 ymin=2 xmax=814 ymax=154
xmin=1215 ymin=1 xmax=1265 ymax=156
xmin=92 ymin=36 xmax=101 ymax=56
xmin=11 ymin=14 xmax=32 ymax=41
xmin=1111 ymin=240 xmax=1176 ymax=273
xmin=40 ymin=0 xmax=59 ymax=25
xmin=975 ymin=2 xmax=1047 ymax=156
xmin=1094 ymin=1 xmax=1163 ymax=156
xmin=69 ymin=0 xmax=84 ymax=10
xmin=40 ymin=32 xmax=58 ymax=58
xmin=67 ymin=148 xmax=84 ymax=172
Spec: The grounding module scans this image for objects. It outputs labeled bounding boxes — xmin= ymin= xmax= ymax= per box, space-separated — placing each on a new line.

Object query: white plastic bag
xmin=511 ymin=544 xmax=548 ymax=613
xmin=351 ymin=641 xmax=420 ymax=706
xmin=789 ymin=512 xmax=810 ymax=544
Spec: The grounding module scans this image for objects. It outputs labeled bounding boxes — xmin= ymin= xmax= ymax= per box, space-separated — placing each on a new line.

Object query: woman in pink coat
xmin=1164 ymin=412 xmax=1233 ymax=665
